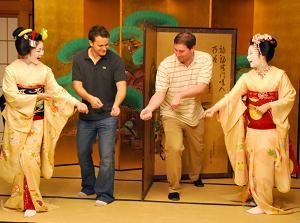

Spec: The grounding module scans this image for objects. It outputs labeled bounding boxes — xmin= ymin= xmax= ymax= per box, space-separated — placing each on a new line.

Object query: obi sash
xmin=245 ymin=90 xmax=278 ymax=129
xmin=17 ymin=84 xmax=45 ymax=120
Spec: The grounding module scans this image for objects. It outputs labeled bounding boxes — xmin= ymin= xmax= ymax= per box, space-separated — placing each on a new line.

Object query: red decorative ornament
xmin=31 ymin=31 xmax=37 ymax=40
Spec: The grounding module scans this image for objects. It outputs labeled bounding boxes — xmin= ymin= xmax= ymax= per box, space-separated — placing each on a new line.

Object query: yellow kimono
xmin=215 ymin=66 xmax=296 ymax=214
xmin=0 ymin=59 xmax=78 ymax=212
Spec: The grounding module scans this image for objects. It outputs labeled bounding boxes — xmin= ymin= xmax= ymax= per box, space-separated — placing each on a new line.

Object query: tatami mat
xmin=1 ymin=165 xmax=299 ymax=203
xmin=145 ymin=181 xmax=244 ymax=205
xmin=0 ymin=178 xmax=142 ymax=201
xmin=1 ymin=165 xmax=300 ymax=222
xmin=145 ymin=180 xmax=300 ymax=209
xmin=1 ymin=196 xmax=300 ymax=223
xmin=52 ymin=165 xmax=142 ymax=181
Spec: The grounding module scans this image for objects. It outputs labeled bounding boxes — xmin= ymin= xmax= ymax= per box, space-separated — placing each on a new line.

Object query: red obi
xmin=245 ymin=90 xmax=278 ymax=129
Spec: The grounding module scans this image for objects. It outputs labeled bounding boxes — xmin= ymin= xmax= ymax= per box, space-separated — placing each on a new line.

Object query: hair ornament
xmin=252 ymin=33 xmax=272 ymax=45
xmin=31 ymin=31 xmax=37 ymax=41
xmin=29 ymin=39 xmax=37 ymax=47
xmin=40 ymin=28 xmax=48 ymax=40
xmin=18 ymin=28 xmax=32 ymax=38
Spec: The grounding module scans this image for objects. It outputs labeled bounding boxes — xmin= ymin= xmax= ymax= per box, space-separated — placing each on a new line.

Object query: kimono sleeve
xmin=44 ymin=67 xmax=79 ymax=107
xmin=2 ymin=66 xmax=36 ymax=118
xmin=270 ymin=72 xmax=296 ymax=130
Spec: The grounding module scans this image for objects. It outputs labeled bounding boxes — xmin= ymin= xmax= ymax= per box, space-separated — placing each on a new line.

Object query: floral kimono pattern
xmin=215 ymin=66 xmax=297 ymax=214
xmin=0 ymin=59 xmax=78 ymax=212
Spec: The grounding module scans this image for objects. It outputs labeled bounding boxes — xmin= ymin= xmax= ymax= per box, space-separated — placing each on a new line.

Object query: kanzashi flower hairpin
xmin=252 ymin=33 xmax=272 ymax=45
xmin=17 ymin=28 xmax=48 ymax=47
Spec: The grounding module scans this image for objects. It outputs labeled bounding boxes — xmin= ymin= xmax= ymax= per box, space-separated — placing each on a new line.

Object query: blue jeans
xmin=76 ymin=117 xmax=117 ymax=203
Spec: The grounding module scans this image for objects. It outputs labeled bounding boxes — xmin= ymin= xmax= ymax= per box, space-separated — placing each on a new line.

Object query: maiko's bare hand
xmin=37 ymin=92 xmax=53 ymax=101
xmin=140 ymin=108 xmax=152 ymax=120
xmin=75 ymin=102 xmax=89 ymax=114
xmin=255 ymin=103 xmax=270 ymax=115
xmin=203 ymin=106 xmax=219 ymax=118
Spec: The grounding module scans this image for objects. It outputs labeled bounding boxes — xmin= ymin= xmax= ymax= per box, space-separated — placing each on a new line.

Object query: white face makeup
xmin=247 ymin=45 xmax=261 ymax=68
xmin=28 ymin=41 xmax=44 ymax=65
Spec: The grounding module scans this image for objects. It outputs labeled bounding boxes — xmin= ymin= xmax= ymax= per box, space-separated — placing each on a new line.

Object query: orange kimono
xmin=215 ymin=66 xmax=296 ymax=214
xmin=0 ymin=59 xmax=78 ymax=212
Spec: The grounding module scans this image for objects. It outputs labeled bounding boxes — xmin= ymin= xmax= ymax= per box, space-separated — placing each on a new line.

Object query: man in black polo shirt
xmin=72 ymin=25 xmax=126 ymax=206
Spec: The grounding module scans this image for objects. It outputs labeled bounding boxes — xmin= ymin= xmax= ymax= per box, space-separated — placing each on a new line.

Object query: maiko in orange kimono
xmin=0 ymin=59 xmax=79 ymax=212
xmin=214 ymin=66 xmax=297 ymax=214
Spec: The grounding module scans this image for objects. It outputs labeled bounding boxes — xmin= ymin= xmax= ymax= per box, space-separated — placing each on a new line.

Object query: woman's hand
xmin=203 ymin=106 xmax=219 ymax=118
xmin=255 ymin=103 xmax=270 ymax=115
xmin=75 ymin=102 xmax=89 ymax=114
xmin=37 ymin=92 xmax=53 ymax=101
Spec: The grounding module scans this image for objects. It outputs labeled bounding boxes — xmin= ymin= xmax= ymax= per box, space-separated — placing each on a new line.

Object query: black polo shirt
xmin=72 ymin=48 xmax=125 ymax=120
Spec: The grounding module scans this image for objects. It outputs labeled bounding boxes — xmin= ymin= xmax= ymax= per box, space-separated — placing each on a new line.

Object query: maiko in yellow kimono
xmin=215 ymin=66 xmax=297 ymax=214
xmin=0 ymin=59 xmax=79 ymax=212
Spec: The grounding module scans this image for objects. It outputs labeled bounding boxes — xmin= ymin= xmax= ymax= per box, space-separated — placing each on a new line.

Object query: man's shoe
xmin=168 ymin=192 xmax=180 ymax=201
xmin=193 ymin=179 xmax=204 ymax=187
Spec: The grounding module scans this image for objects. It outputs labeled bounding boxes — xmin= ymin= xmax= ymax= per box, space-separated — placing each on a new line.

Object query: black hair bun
xmin=269 ymin=38 xmax=277 ymax=48
xmin=12 ymin=27 xmax=25 ymax=38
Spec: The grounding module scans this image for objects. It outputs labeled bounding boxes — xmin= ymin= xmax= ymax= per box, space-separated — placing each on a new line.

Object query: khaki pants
xmin=162 ymin=117 xmax=205 ymax=192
